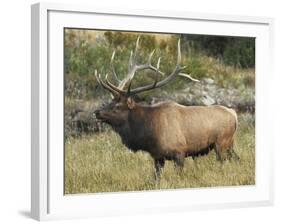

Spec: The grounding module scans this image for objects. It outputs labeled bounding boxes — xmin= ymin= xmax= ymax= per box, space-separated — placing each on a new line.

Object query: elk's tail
xmin=229 ymin=108 xmax=238 ymax=132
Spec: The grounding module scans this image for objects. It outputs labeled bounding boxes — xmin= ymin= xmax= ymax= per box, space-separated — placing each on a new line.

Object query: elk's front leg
xmin=154 ymin=158 xmax=165 ymax=180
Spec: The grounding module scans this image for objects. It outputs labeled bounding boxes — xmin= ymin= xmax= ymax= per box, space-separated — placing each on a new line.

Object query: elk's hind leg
xmin=215 ymin=143 xmax=224 ymax=162
xmin=231 ymin=149 xmax=240 ymax=161
xmin=216 ymin=136 xmax=233 ymax=162
xmin=228 ymin=142 xmax=240 ymax=161
xmin=154 ymin=158 xmax=165 ymax=180
xmin=215 ymin=143 xmax=229 ymax=162
xmin=173 ymin=153 xmax=185 ymax=172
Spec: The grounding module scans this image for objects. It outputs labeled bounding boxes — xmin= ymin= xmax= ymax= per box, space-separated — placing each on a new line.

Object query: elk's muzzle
xmin=93 ymin=109 xmax=101 ymax=118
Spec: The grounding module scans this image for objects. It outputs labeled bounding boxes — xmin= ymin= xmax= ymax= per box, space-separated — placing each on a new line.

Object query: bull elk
xmin=94 ymin=37 xmax=239 ymax=178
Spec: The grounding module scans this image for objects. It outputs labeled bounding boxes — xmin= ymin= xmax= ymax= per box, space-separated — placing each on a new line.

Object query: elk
xmin=94 ymin=37 xmax=239 ymax=178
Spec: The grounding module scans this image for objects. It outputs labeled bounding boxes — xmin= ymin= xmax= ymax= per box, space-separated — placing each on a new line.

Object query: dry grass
xmin=64 ymin=113 xmax=255 ymax=194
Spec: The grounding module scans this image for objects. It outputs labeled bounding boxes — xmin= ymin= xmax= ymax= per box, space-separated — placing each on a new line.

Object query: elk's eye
xmin=115 ymin=103 xmax=123 ymax=109
xmin=112 ymin=108 xmax=119 ymax=113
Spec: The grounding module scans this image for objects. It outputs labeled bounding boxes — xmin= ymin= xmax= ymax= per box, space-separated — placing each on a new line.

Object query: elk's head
xmin=94 ymin=37 xmax=199 ymax=127
xmin=94 ymin=95 xmax=135 ymax=126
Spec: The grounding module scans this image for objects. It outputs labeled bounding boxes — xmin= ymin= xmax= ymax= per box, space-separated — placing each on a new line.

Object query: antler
xmin=96 ymin=37 xmax=199 ymax=97
xmin=126 ymin=39 xmax=200 ymax=95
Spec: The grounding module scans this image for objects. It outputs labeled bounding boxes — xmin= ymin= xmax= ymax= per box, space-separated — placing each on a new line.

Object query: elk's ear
xmin=127 ymin=97 xmax=135 ymax=109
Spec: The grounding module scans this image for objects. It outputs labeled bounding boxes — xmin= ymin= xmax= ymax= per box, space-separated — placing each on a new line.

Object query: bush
xmin=182 ymin=35 xmax=255 ymax=68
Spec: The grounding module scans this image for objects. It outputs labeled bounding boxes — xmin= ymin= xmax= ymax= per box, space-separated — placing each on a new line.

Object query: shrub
xmin=182 ymin=35 xmax=255 ymax=68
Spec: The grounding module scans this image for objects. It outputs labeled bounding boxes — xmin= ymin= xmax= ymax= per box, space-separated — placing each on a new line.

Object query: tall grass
xmin=64 ymin=113 xmax=255 ymax=194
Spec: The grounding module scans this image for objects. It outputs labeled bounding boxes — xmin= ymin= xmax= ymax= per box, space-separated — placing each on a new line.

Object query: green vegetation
xmin=64 ymin=30 xmax=255 ymax=100
xmin=182 ymin=35 xmax=255 ymax=68
xmin=65 ymin=113 xmax=255 ymax=194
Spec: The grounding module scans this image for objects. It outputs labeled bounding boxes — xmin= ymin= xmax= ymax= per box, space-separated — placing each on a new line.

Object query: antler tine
xmin=148 ymin=49 xmax=155 ymax=65
xmin=128 ymin=50 xmax=133 ymax=72
xmin=127 ymin=80 xmax=132 ymax=95
xmin=133 ymin=36 xmax=140 ymax=61
xmin=94 ymin=70 xmax=101 ymax=84
xmin=178 ymin=73 xmax=200 ymax=82
xmin=127 ymin=37 xmax=140 ymax=73
xmin=110 ymin=50 xmax=121 ymax=84
xmin=152 ymin=57 xmax=161 ymax=87
xmin=156 ymin=57 xmax=161 ymax=70
xmin=177 ymin=39 xmax=182 ymax=66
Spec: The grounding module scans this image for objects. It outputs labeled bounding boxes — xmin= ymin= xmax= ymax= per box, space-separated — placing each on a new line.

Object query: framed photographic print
xmin=31 ymin=2 xmax=274 ymax=221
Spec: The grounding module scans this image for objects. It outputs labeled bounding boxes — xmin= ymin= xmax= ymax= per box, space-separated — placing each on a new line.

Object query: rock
xmin=201 ymin=95 xmax=216 ymax=106
xmin=202 ymin=78 xmax=215 ymax=85
xmin=152 ymin=79 xmax=255 ymax=113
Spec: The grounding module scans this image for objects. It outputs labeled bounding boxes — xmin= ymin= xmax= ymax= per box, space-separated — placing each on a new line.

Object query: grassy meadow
xmin=64 ymin=113 xmax=255 ymax=194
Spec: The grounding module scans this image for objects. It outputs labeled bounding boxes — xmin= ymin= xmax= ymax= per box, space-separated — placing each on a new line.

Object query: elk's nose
xmin=94 ymin=109 xmax=100 ymax=116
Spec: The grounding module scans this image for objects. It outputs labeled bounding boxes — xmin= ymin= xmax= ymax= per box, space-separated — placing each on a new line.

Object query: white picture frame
xmin=31 ymin=2 xmax=274 ymax=221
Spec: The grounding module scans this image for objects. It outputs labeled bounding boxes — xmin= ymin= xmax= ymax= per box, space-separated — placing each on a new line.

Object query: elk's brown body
xmin=126 ymin=102 xmax=237 ymax=159
xmin=94 ymin=38 xmax=239 ymax=178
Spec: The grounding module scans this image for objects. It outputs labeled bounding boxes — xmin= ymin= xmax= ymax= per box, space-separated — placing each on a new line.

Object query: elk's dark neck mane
xmin=110 ymin=103 xmax=160 ymax=153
